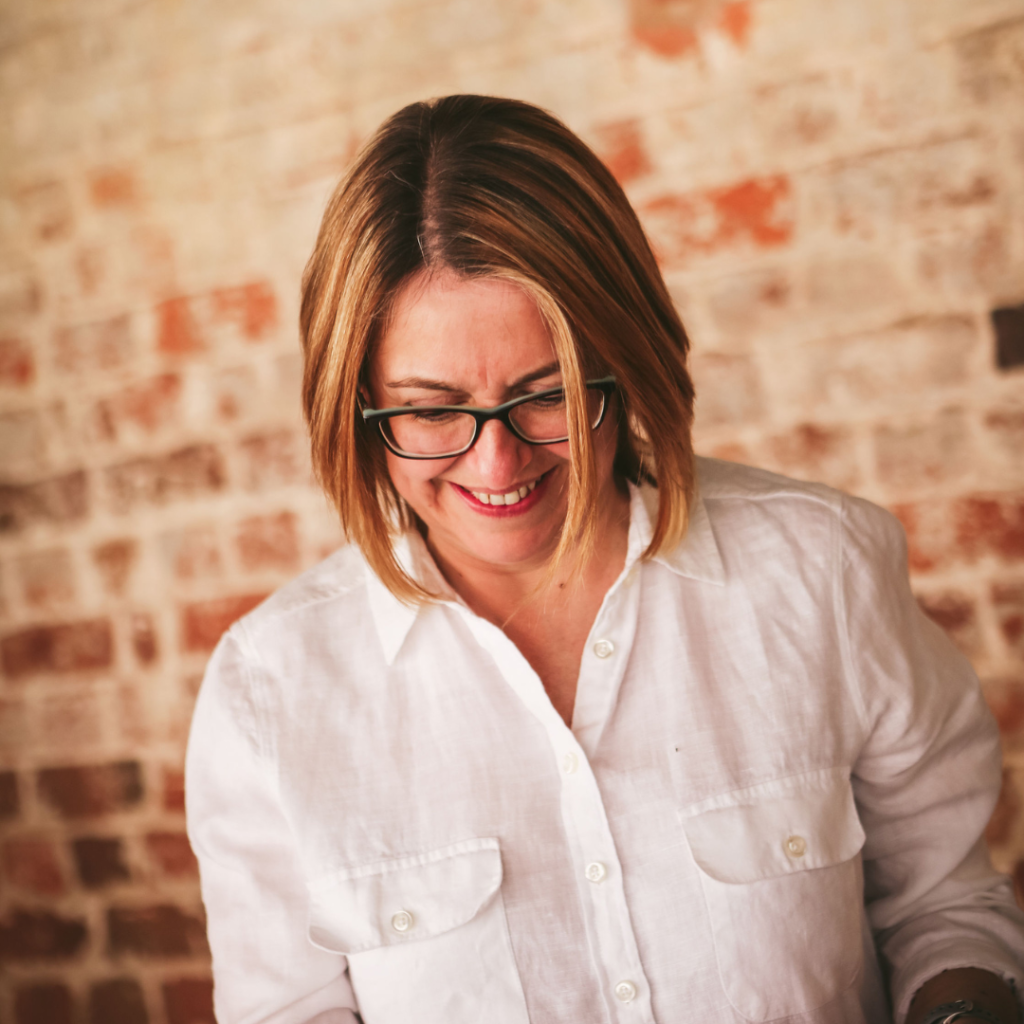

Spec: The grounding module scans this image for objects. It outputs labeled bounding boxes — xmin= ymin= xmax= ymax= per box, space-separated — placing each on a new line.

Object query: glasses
xmin=362 ymin=376 xmax=617 ymax=459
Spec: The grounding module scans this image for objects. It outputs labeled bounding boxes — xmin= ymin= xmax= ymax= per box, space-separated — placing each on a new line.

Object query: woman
xmin=186 ymin=95 xmax=1024 ymax=1024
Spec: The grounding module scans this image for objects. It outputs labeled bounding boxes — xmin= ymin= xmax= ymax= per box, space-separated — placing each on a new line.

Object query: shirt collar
xmin=635 ymin=482 xmax=726 ymax=586
xmin=364 ymin=480 xmax=725 ymax=665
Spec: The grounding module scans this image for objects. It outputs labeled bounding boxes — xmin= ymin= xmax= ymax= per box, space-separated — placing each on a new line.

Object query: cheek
xmin=385 ymin=454 xmax=454 ymax=504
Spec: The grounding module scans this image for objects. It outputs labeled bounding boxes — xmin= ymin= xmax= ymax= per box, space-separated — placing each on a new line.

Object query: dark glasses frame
xmin=361 ymin=376 xmax=617 ymax=460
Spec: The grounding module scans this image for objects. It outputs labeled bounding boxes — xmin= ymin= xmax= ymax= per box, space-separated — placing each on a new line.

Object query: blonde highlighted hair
xmin=300 ymin=94 xmax=695 ymax=602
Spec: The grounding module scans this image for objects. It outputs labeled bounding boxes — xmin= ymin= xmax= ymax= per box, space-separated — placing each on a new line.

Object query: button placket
xmin=390 ymin=909 xmax=414 ymax=933
xmin=458 ymin=565 xmax=654 ymax=1023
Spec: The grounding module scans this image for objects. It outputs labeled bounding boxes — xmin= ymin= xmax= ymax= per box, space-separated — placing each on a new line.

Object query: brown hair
xmin=300 ymin=94 xmax=695 ymax=602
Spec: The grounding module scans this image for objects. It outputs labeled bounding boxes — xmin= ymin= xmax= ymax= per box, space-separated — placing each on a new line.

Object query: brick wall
xmin=1 ymin=0 xmax=1022 ymax=1019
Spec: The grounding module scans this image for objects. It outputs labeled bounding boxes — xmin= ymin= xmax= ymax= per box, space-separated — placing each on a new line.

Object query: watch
xmin=919 ymin=1001 xmax=1007 ymax=1024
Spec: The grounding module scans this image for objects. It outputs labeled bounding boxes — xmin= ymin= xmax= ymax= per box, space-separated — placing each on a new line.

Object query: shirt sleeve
xmin=186 ymin=625 xmax=361 ymax=1024
xmin=841 ymin=494 xmax=1024 ymax=1023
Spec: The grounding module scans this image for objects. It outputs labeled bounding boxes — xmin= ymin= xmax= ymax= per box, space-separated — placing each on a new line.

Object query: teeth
xmin=470 ymin=479 xmax=539 ymax=505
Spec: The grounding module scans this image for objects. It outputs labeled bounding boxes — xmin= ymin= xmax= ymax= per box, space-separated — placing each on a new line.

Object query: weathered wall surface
xmin=1 ymin=0 xmax=1022 ymax=1019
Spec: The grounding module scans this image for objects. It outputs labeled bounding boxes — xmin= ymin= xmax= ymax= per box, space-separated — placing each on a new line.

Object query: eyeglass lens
xmin=381 ymin=387 xmax=607 ymax=457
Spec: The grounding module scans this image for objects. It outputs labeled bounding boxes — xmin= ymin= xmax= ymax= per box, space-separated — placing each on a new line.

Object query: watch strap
xmin=919 ymin=1000 xmax=1007 ymax=1024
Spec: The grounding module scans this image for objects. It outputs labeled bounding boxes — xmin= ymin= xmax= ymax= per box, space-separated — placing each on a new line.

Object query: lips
xmin=451 ymin=470 xmax=551 ymax=515
xmin=468 ymin=479 xmax=539 ymax=506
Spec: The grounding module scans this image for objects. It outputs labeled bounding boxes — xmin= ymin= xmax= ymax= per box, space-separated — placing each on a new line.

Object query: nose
xmin=463 ymin=418 xmax=531 ymax=485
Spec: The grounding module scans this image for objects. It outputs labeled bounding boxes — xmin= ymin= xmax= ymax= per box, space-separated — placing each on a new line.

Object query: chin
xmin=429 ymin=518 xmax=562 ymax=571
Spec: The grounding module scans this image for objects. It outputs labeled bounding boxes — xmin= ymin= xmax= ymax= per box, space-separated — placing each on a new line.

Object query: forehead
xmin=373 ymin=271 xmax=557 ymax=386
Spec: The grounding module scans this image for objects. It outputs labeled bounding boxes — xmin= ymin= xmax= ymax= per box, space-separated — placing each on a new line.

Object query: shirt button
xmin=391 ymin=910 xmax=414 ymax=932
xmin=593 ymin=639 xmax=615 ymax=659
xmin=615 ymin=980 xmax=637 ymax=1003
xmin=561 ymin=751 xmax=579 ymax=775
xmin=585 ymin=861 xmax=607 ymax=883
xmin=784 ymin=835 xmax=807 ymax=858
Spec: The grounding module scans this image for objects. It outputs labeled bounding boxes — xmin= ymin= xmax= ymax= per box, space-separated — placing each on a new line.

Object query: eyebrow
xmin=385 ymin=361 xmax=562 ymax=393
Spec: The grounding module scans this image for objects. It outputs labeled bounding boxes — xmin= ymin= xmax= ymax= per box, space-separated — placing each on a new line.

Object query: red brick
xmin=628 ymin=0 xmax=707 ymax=57
xmin=54 ymin=315 xmax=133 ymax=374
xmin=17 ymin=180 xmax=73 ymax=242
xmin=0 ymin=770 xmax=19 ymax=818
xmin=129 ymin=226 xmax=176 ymax=297
xmin=76 ymin=245 xmax=104 ymax=295
xmin=89 ymin=978 xmax=148 ymax=1024
xmin=162 ymin=767 xmax=185 ymax=814
xmin=37 ymin=761 xmax=143 ymax=819
xmin=93 ymin=539 xmax=137 ymax=595
xmin=716 ymin=1 xmax=752 ymax=46
xmin=15 ymin=983 xmax=74 ymax=1024
xmin=982 ymin=679 xmax=1024 ymax=748
xmin=955 ymin=19 xmax=1024 ymax=105
xmin=594 ymin=120 xmax=652 ymax=185
xmin=237 ymin=429 xmax=310 ymax=490
xmin=986 ymin=768 xmax=1020 ymax=847
xmin=984 ymin=407 xmax=1024 ymax=459
xmin=874 ymin=409 xmax=971 ymax=489
xmin=688 ymin=351 xmax=765 ymax=427
xmin=0 ymin=337 xmax=35 ymax=387
xmin=73 ymin=836 xmax=131 ymax=888
xmin=705 ymin=265 xmax=792 ymax=340
xmin=631 ymin=21 xmax=698 ymax=58
xmin=181 ymin=593 xmax=267 ymax=653
xmin=1 ymin=619 xmax=112 ymax=680
xmin=0 ymin=409 xmax=45 ymax=475
xmin=39 ymin=688 xmax=104 ymax=749
xmin=211 ymin=280 xmax=278 ymax=341
xmin=163 ymin=977 xmax=214 ymax=1024
xmin=917 ymin=591 xmax=981 ymax=659
xmin=0 ymin=696 xmax=28 ymax=752
xmin=641 ymin=175 xmax=793 ymax=265
xmin=89 ymin=167 xmax=139 ymax=208
xmin=96 ymin=373 xmax=182 ymax=438
xmin=955 ymin=496 xmax=1024 ymax=561
xmin=163 ymin=524 xmax=223 ymax=580
xmin=146 ymin=832 xmax=198 ymax=878
xmin=0 ymin=908 xmax=87 ymax=960
xmin=131 ymin=613 xmax=159 ymax=665
xmin=3 ymin=837 xmax=65 ymax=896
xmin=118 ymin=684 xmax=148 ymax=744
xmin=236 ymin=511 xmax=300 ymax=571
xmin=0 ymin=470 xmax=89 ymax=534
xmin=107 ymin=904 xmax=208 ymax=958
xmin=0 ymin=265 xmax=42 ymax=320
xmin=156 ymin=297 xmax=204 ymax=355
xmin=761 ymin=423 xmax=860 ymax=492
xmin=790 ymin=316 xmax=979 ymax=411
xmin=706 ymin=441 xmax=754 ymax=464
xmin=18 ymin=548 xmax=76 ymax=609
xmin=104 ymin=444 xmax=226 ymax=513
xmin=890 ymin=500 xmax=952 ymax=574
xmin=917 ymin=220 xmax=1011 ymax=298
xmin=994 ymin=582 xmax=1024 ymax=658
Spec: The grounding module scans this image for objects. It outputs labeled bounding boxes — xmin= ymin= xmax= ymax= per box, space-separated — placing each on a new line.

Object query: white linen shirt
xmin=186 ymin=458 xmax=1024 ymax=1024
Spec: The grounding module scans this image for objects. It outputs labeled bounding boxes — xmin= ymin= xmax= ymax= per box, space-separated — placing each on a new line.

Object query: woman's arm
xmin=839 ymin=495 xmax=1024 ymax=1023
xmin=908 ymin=968 xmax=1019 ymax=1024
xmin=187 ymin=627 xmax=362 ymax=1024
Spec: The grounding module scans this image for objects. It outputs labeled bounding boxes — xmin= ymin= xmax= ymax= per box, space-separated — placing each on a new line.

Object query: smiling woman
xmin=186 ymin=95 xmax=1024 ymax=1024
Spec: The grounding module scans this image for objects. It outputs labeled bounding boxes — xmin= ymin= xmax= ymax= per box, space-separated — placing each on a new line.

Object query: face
xmin=368 ymin=271 xmax=620 ymax=577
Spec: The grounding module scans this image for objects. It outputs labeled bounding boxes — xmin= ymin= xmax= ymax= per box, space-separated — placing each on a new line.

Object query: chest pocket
xmin=308 ymin=837 xmax=530 ymax=1024
xmin=680 ymin=767 xmax=867 ymax=1023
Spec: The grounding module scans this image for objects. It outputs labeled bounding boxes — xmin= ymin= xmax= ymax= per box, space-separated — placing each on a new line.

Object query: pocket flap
xmin=680 ymin=767 xmax=865 ymax=884
xmin=308 ymin=837 xmax=502 ymax=954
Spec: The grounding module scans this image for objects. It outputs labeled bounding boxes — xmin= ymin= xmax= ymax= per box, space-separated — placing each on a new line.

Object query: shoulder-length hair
xmin=300 ymin=94 xmax=695 ymax=602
